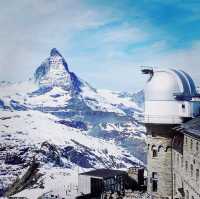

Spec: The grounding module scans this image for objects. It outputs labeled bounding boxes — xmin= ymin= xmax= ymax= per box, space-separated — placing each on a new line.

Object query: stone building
xmin=142 ymin=68 xmax=200 ymax=199
xmin=173 ymin=118 xmax=200 ymax=199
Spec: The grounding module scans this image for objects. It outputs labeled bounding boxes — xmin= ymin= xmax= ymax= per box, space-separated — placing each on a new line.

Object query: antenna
xmin=140 ymin=66 xmax=154 ymax=75
xmin=140 ymin=66 xmax=154 ymax=82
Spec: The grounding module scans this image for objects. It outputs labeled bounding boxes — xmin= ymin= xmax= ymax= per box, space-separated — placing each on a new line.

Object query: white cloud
xmin=73 ymin=40 xmax=200 ymax=91
xmin=128 ymin=40 xmax=200 ymax=88
xmin=102 ymin=24 xmax=148 ymax=44
xmin=0 ymin=0 xmax=116 ymax=81
xmin=0 ymin=0 xmax=199 ymax=92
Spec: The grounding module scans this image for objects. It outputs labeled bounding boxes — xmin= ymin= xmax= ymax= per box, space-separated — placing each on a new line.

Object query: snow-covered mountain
xmin=0 ymin=49 xmax=146 ymax=198
xmin=34 ymin=48 xmax=83 ymax=94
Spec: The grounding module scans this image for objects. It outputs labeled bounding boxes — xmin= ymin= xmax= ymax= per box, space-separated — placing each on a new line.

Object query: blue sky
xmin=0 ymin=0 xmax=200 ymax=91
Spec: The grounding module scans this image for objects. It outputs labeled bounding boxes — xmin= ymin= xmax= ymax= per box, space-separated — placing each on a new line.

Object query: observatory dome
xmin=145 ymin=69 xmax=197 ymax=101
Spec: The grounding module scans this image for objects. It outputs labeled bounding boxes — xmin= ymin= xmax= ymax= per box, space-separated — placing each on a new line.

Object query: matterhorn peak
xmin=50 ymin=48 xmax=63 ymax=57
xmin=34 ymin=48 xmax=82 ymax=93
xmin=48 ymin=48 xmax=69 ymax=72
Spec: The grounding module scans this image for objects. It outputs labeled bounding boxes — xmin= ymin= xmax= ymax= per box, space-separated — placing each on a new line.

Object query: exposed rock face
xmin=34 ymin=48 xmax=82 ymax=94
xmin=38 ymin=141 xmax=63 ymax=166
xmin=6 ymin=161 xmax=41 ymax=197
xmin=132 ymin=90 xmax=144 ymax=108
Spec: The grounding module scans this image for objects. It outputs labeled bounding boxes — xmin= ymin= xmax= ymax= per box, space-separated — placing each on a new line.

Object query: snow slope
xmin=0 ymin=48 xmax=146 ymax=198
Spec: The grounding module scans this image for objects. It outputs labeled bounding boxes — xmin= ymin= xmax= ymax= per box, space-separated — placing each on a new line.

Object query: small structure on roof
xmin=77 ymin=168 xmax=145 ymax=199
xmin=174 ymin=116 xmax=200 ymax=139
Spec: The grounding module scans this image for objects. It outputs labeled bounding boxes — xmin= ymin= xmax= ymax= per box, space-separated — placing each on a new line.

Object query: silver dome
xmin=145 ymin=69 xmax=197 ymax=101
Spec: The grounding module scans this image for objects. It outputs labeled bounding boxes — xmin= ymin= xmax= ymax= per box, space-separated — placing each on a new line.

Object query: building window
xmin=190 ymin=139 xmax=193 ymax=150
xmin=152 ymin=172 xmax=158 ymax=192
xmin=152 ymin=180 xmax=158 ymax=192
xmin=196 ymin=169 xmax=199 ymax=182
xmin=185 ymin=161 xmax=188 ymax=172
xmin=158 ymin=145 xmax=163 ymax=152
xmin=152 ymin=172 xmax=158 ymax=179
xmin=182 ymin=104 xmax=185 ymax=112
xmin=181 ymin=157 xmax=183 ymax=168
xmin=191 ymin=164 xmax=193 ymax=177
xmin=152 ymin=149 xmax=158 ymax=157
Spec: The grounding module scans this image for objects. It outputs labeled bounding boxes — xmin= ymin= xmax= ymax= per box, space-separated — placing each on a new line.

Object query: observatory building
xmin=144 ymin=68 xmax=200 ymax=124
xmin=142 ymin=68 xmax=200 ymax=199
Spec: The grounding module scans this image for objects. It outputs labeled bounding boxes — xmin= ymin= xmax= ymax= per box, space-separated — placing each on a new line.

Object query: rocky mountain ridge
xmin=0 ymin=48 xmax=145 ymax=198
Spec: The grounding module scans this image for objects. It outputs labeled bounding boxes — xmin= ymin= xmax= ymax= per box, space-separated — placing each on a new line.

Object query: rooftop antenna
xmin=140 ymin=66 xmax=154 ymax=81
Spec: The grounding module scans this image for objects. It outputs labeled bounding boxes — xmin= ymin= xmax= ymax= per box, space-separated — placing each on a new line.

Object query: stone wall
xmin=173 ymin=134 xmax=200 ymax=199
xmin=146 ymin=125 xmax=176 ymax=199
xmin=147 ymin=135 xmax=173 ymax=198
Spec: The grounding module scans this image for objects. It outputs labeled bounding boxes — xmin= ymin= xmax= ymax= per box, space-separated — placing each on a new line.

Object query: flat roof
xmin=174 ymin=117 xmax=200 ymax=140
xmin=79 ymin=169 xmax=127 ymax=178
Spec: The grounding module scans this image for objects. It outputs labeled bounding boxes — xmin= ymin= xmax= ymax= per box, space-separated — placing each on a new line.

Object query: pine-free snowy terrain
xmin=0 ymin=48 xmax=145 ymax=198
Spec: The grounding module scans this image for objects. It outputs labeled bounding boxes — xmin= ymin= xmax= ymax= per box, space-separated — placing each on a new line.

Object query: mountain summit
xmin=50 ymin=48 xmax=63 ymax=57
xmin=34 ymin=48 xmax=82 ymax=93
